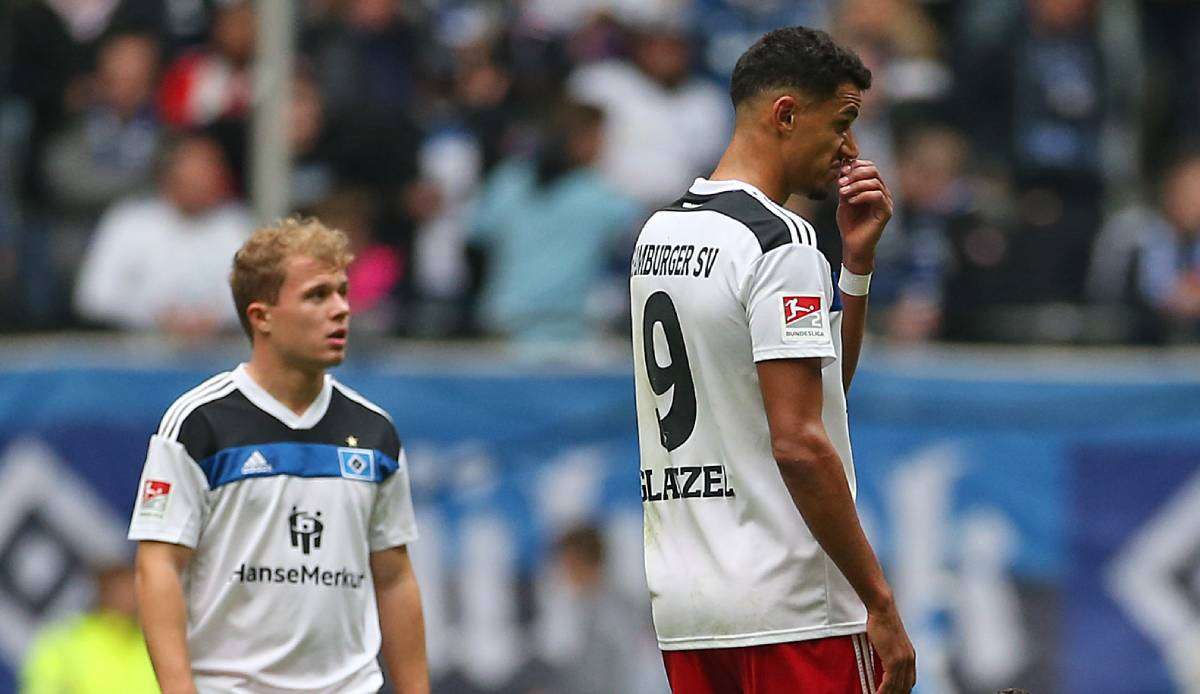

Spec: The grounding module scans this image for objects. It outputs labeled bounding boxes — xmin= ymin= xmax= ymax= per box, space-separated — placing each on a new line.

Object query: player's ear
xmin=246 ymin=301 xmax=271 ymax=337
xmin=772 ymin=95 xmax=800 ymax=132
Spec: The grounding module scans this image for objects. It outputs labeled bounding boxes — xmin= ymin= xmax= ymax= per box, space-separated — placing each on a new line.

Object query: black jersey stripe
xmin=750 ymin=191 xmax=803 ymax=246
xmin=170 ymin=387 xmax=401 ymax=463
xmin=158 ymin=372 xmax=229 ymax=436
xmin=166 ymin=382 xmax=238 ymax=441
xmin=660 ymin=190 xmax=794 ymax=253
xmin=331 ymin=380 xmax=393 ymax=424
xmin=158 ymin=373 xmax=233 ymax=437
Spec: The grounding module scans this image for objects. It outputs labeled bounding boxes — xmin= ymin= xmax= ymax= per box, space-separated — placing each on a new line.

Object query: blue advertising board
xmin=0 ymin=355 xmax=1197 ymax=693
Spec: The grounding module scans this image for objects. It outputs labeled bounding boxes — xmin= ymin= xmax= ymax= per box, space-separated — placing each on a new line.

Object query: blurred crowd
xmin=2 ymin=0 xmax=1199 ymax=345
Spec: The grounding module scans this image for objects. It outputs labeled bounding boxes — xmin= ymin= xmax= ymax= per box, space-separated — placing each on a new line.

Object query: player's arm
xmin=835 ymin=159 xmax=892 ymax=393
xmin=371 ymin=545 xmax=430 ymax=694
xmin=135 ymin=540 xmax=197 ymax=694
xmin=839 ymin=291 xmax=869 ymax=393
xmin=757 ymin=357 xmax=915 ymax=693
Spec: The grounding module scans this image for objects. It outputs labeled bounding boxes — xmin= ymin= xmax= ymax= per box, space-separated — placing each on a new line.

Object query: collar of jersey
xmin=231 ymin=364 xmax=332 ymax=430
xmin=689 ymin=177 xmax=770 ymax=198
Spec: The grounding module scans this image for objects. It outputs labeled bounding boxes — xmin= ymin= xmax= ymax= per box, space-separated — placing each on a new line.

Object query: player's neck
xmin=244 ymin=351 xmax=326 ymax=416
xmin=709 ymin=132 xmax=789 ymax=204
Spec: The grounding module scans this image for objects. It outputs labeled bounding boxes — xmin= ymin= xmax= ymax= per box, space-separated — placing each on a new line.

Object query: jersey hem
xmin=368 ymin=529 xmax=419 ymax=553
xmin=193 ymin=666 xmax=383 ymax=694
xmin=656 ymin=620 xmax=867 ymax=651
xmin=127 ymin=527 xmax=198 ymax=548
xmin=753 ymin=348 xmax=837 ymax=367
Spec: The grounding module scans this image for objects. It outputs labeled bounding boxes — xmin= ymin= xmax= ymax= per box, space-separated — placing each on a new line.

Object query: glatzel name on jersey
xmin=641 ymin=464 xmax=736 ymax=503
xmin=630 ymin=243 xmax=721 ymax=278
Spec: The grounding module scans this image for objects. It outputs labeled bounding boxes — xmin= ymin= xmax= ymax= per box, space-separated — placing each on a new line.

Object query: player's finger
xmin=847 ymin=191 xmax=887 ymax=206
xmin=843 ymin=164 xmax=881 ymax=183
xmin=876 ymin=668 xmax=900 ymax=694
xmin=881 ymin=667 xmax=913 ymax=694
xmin=839 ymin=179 xmax=883 ymax=197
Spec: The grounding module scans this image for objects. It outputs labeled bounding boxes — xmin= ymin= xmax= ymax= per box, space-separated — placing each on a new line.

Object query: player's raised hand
xmin=866 ymin=601 xmax=916 ymax=693
xmin=835 ymin=159 xmax=893 ymax=273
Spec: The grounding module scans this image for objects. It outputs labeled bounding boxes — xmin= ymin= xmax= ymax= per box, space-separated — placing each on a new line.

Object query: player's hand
xmin=866 ymin=601 xmax=916 ymax=693
xmin=835 ymin=159 xmax=893 ymax=274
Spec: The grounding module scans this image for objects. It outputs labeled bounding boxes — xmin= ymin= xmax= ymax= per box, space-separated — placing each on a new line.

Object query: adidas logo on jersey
xmin=241 ymin=450 xmax=273 ymax=475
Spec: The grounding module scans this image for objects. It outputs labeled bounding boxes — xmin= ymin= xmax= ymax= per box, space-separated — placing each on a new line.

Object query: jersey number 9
xmin=641 ymin=292 xmax=697 ymax=451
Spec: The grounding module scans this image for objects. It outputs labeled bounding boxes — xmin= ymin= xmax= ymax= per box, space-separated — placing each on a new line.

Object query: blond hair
xmin=230 ymin=216 xmax=354 ymax=339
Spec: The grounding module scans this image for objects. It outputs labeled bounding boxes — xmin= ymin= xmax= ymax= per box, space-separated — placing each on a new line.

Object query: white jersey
xmin=128 ymin=365 xmax=418 ymax=693
xmin=630 ymin=178 xmax=866 ymax=650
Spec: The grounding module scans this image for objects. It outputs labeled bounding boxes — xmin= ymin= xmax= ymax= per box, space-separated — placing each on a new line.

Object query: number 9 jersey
xmin=630 ymin=178 xmax=866 ymax=651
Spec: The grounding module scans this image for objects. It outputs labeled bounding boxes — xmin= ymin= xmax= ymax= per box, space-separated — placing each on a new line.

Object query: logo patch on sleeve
xmin=781 ymin=295 xmax=828 ymax=343
xmin=139 ymin=479 xmax=172 ymax=517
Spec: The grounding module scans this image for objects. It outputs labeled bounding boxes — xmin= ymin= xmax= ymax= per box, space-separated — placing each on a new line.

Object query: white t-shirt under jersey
xmin=630 ymin=178 xmax=866 ymax=650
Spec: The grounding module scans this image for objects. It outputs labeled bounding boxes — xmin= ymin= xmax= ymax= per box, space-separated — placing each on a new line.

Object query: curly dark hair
xmin=730 ymin=26 xmax=872 ymax=107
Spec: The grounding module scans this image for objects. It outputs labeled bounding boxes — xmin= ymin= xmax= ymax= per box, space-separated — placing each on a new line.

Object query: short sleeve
xmin=370 ymin=447 xmax=419 ymax=552
xmin=745 ymin=244 xmax=837 ymax=366
xmin=127 ymin=435 xmax=210 ymax=548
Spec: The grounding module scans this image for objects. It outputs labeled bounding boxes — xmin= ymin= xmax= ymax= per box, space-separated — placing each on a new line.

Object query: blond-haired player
xmin=130 ymin=217 xmax=429 ymax=693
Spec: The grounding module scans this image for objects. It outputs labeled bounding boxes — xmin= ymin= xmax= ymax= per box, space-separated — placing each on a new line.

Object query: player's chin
xmin=319 ymin=347 xmax=347 ymax=367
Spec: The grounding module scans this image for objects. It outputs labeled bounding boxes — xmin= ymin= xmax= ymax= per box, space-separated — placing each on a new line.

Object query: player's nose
xmin=331 ymin=291 xmax=350 ymax=318
xmin=840 ymin=130 xmax=859 ymax=161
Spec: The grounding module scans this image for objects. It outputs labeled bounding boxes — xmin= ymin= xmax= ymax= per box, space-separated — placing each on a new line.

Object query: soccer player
xmin=630 ymin=27 xmax=916 ymax=693
xmin=128 ymin=218 xmax=429 ymax=693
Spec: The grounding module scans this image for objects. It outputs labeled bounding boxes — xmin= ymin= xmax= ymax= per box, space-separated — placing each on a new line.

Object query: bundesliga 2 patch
xmin=780 ymin=294 xmax=828 ymax=343
xmin=139 ymin=479 xmax=172 ymax=518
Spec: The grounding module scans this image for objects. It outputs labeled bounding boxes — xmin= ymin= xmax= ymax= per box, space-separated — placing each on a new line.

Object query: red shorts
xmin=661 ymin=634 xmax=883 ymax=694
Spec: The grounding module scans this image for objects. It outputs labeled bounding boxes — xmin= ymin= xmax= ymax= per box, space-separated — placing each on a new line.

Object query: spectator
xmin=73 ymin=133 xmax=251 ymax=336
xmin=537 ymin=525 xmax=663 ymax=694
xmin=307 ymin=188 xmax=403 ymax=335
xmin=408 ymin=131 xmax=483 ymax=337
xmin=42 ymin=31 xmax=162 ymax=224
xmin=288 ymin=67 xmax=338 ymax=210
xmin=1089 ymin=153 xmax=1200 ymax=343
xmin=313 ymin=0 xmax=428 ymax=126
xmin=834 ymin=0 xmax=951 ymax=129
xmin=692 ymin=0 xmax=829 ymax=82
xmin=568 ymin=19 xmax=729 ymax=208
xmin=883 ymin=126 xmax=1008 ymax=342
xmin=439 ymin=14 xmax=520 ymax=176
xmin=956 ymin=0 xmax=1119 ymax=304
xmin=20 ymin=559 xmax=157 ymax=694
xmin=8 ymin=0 xmax=123 ymax=207
xmin=469 ymin=101 xmax=637 ymax=345
xmin=158 ymin=0 xmax=255 ymax=129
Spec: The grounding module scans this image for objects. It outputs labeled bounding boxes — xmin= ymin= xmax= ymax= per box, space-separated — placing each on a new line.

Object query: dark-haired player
xmin=631 ymin=26 xmax=916 ymax=693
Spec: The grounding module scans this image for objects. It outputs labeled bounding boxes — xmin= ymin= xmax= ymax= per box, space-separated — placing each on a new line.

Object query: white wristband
xmin=838 ymin=265 xmax=872 ymax=296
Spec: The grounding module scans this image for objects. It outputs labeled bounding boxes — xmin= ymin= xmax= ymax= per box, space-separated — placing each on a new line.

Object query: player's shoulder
xmin=329 ymin=377 xmax=395 ymax=427
xmin=156 ymin=370 xmax=238 ymax=443
xmin=329 ymin=378 xmax=401 ymax=455
xmin=655 ymin=188 xmax=818 ymax=255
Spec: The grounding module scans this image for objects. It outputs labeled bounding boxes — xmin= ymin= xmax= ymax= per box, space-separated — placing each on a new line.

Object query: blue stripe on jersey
xmin=831 ymin=270 xmax=844 ymax=312
xmin=198 ymin=442 xmax=400 ymax=489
